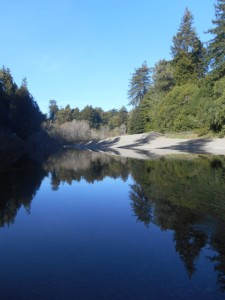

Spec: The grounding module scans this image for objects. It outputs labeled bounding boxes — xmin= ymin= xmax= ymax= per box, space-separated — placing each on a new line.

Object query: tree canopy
xmin=171 ymin=8 xmax=206 ymax=84
xmin=207 ymin=0 xmax=225 ymax=78
xmin=127 ymin=3 xmax=225 ymax=136
xmin=128 ymin=61 xmax=151 ymax=107
xmin=0 ymin=67 xmax=45 ymax=139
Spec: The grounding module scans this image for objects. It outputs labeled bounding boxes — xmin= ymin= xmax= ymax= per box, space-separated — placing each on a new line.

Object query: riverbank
xmin=74 ymin=132 xmax=225 ymax=159
xmin=0 ymin=129 xmax=59 ymax=170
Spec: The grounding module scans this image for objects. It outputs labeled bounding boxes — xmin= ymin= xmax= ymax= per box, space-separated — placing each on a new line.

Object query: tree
xmin=80 ymin=105 xmax=102 ymax=129
xmin=0 ymin=66 xmax=17 ymax=96
xmin=152 ymin=59 xmax=175 ymax=93
xmin=48 ymin=100 xmax=59 ymax=122
xmin=128 ymin=61 xmax=151 ymax=107
xmin=118 ymin=106 xmax=128 ymax=126
xmin=71 ymin=107 xmax=80 ymax=120
xmin=128 ymin=106 xmax=145 ymax=134
xmin=13 ymin=78 xmax=45 ymax=139
xmin=0 ymin=78 xmax=9 ymax=127
xmin=103 ymin=109 xmax=118 ymax=126
xmin=0 ymin=67 xmax=44 ymax=139
xmin=171 ymin=8 xmax=206 ymax=84
xmin=56 ymin=105 xmax=72 ymax=125
xmin=207 ymin=0 xmax=225 ymax=78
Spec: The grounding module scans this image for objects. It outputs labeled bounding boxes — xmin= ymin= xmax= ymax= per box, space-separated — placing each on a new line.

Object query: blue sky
xmin=1 ymin=0 xmax=215 ymax=114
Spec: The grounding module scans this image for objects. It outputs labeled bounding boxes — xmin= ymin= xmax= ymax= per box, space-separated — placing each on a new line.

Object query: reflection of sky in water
xmin=0 ymin=154 xmax=224 ymax=299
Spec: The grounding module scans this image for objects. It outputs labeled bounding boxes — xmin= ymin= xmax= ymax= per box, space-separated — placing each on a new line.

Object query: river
xmin=0 ymin=149 xmax=225 ymax=299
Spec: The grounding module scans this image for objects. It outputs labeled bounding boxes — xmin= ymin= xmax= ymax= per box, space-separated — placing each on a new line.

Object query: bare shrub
xmin=45 ymin=120 xmax=127 ymax=145
xmin=46 ymin=120 xmax=91 ymax=144
xmin=60 ymin=120 xmax=91 ymax=142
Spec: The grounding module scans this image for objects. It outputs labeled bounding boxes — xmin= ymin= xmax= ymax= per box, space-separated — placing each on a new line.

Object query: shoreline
xmin=73 ymin=132 xmax=225 ymax=160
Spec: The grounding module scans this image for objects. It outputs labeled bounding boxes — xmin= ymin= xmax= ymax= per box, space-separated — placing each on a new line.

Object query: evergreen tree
xmin=13 ymin=78 xmax=44 ymax=139
xmin=207 ymin=0 xmax=225 ymax=78
xmin=48 ymin=99 xmax=59 ymax=122
xmin=128 ymin=61 xmax=151 ymax=107
xmin=128 ymin=106 xmax=145 ymax=134
xmin=0 ymin=80 xmax=9 ymax=127
xmin=71 ymin=107 xmax=80 ymax=120
xmin=152 ymin=59 xmax=175 ymax=93
xmin=118 ymin=106 xmax=128 ymax=126
xmin=0 ymin=66 xmax=17 ymax=96
xmin=80 ymin=105 xmax=102 ymax=129
xmin=56 ymin=105 xmax=72 ymax=125
xmin=171 ymin=8 xmax=205 ymax=84
xmin=0 ymin=67 xmax=44 ymax=139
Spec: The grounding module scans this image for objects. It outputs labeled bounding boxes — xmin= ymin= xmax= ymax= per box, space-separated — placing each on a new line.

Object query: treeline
xmin=49 ymin=100 xmax=128 ymax=130
xmin=48 ymin=1 xmax=225 ymax=138
xmin=0 ymin=67 xmax=57 ymax=165
xmin=2 ymin=0 xmax=225 ymax=149
xmin=0 ymin=67 xmax=44 ymax=139
xmin=47 ymin=100 xmax=129 ymax=142
xmin=128 ymin=1 xmax=225 ymax=136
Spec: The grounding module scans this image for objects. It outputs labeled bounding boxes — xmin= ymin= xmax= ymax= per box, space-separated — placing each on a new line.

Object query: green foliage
xmin=56 ymin=105 xmax=73 ymax=125
xmin=127 ymin=4 xmax=225 ymax=136
xmin=128 ymin=61 xmax=151 ymax=107
xmin=108 ymin=114 xmax=120 ymax=129
xmin=157 ymin=84 xmax=202 ymax=131
xmin=152 ymin=59 xmax=175 ymax=93
xmin=80 ymin=105 xmax=102 ymax=129
xmin=48 ymin=99 xmax=59 ymax=122
xmin=128 ymin=106 xmax=145 ymax=134
xmin=171 ymin=8 xmax=206 ymax=84
xmin=0 ymin=67 xmax=44 ymax=139
xmin=207 ymin=0 xmax=225 ymax=78
xmin=118 ymin=106 xmax=128 ymax=126
xmin=71 ymin=107 xmax=80 ymax=120
xmin=209 ymin=77 xmax=225 ymax=133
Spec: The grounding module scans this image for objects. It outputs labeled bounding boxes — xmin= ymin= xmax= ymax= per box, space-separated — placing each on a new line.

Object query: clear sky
xmin=1 ymin=0 xmax=215 ymax=114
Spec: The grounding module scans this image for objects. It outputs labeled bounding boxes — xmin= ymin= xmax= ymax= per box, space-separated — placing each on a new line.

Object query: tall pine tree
xmin=171 ymin=8 xmax=205 ymax=84
xmin=207 ymin=0 xmax=225 ymax=78
xmin=128 ymin=61 xmax=151 ymax=107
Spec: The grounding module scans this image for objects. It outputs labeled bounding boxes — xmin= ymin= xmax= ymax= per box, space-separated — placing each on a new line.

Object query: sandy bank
xmin=73 ymin=133 xmax=225 ymax=159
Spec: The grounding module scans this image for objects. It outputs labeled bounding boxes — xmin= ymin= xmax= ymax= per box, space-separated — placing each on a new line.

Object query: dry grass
xmin=164 ymin=131 xmax=218 ymax=139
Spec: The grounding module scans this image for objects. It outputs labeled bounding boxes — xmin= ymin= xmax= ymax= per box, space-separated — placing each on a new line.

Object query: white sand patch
xmin=74 ymin=133 xmax=225 ymax=159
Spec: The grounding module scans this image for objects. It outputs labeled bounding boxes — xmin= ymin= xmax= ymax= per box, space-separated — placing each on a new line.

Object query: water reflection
xmin=1 ymin=150 xmax=225 ymax=293
xmin=0 ymin=155 xmax=46 ymax=227
xmin=44 ymin=151 xmax=225 ymax=292
xmin=129 ymin=156 xmax=225 ymax=291
xmin=43 ymin=149 xmax=129 ymax=189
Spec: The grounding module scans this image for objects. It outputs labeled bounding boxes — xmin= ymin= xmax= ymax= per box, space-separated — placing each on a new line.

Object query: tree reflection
xmin=129 ymin=156 xmax=225 ymax=291
xmin=43 ymin=149 xmax=225 ymax=290
xmin=129 ymin=183 xmax=153 ymax=227
xmin=174 ymin=225 xmax=207 ymax=278
xmin=2 ymin=149 xmax=225 ymax=292
xmin=0 ymin=155 xmax=46 ymax=227
xmin=43 ymin=149 xmax=129 ymax=189
xmin=208 ymin=224 xmax=225 ymax=292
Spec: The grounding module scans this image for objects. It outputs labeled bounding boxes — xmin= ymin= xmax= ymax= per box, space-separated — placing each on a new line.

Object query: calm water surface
xmin=1 ymin=150 xmax=225 ymax=299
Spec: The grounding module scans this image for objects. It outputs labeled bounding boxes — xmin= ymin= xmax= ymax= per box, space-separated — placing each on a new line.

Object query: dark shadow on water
xmin=0 ymin=155 xmax=46 ymax=227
